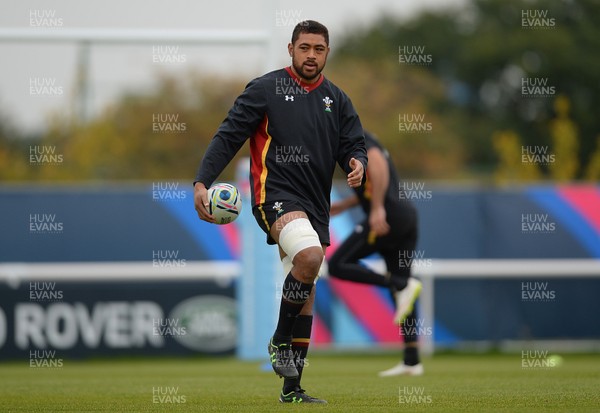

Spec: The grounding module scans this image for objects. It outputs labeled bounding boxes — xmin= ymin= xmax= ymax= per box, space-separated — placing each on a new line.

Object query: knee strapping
xmin=281 ymin=255 xmax=293 ymax=275
xmin=278 ymin=218 xmax=322 ymax=262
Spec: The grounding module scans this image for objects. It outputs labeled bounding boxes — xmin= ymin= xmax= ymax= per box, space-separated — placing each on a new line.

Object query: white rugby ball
xmin=207 ymin=183 xmax=242 ymax=225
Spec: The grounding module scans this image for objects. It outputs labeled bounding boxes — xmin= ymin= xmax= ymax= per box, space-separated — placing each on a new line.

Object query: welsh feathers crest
xmin=323 ymin=96 xmax=333 ymax=112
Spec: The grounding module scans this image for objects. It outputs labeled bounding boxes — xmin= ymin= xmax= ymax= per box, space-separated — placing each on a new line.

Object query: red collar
xmin=285 ymin=66 xmax=324 ymax=92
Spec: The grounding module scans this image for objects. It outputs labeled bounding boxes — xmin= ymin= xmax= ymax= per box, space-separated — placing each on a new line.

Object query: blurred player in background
xmin=329 ymin=130 xmax=423 ymax=376
xmin=194 ymin=20 xmax=367 ymax=403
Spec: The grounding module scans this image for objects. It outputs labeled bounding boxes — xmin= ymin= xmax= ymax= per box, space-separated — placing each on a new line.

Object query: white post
xmin=419 ymin=268 xmax=435 ymax=356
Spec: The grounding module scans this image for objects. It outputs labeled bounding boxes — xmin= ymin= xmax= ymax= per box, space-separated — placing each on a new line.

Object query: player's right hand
xmin=194 ymin=182 xmax=216 ymax=223
xmin=369 ymin=205 xmax=390 ymax=236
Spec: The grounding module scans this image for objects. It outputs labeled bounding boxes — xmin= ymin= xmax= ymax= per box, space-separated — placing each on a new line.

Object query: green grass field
xmin=0 ymin=353 xmax=598 ymax=412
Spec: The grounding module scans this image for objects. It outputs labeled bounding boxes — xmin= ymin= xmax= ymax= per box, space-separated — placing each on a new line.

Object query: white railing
xmin=0 ymin=24 xmax=277 ymax=122
xmin=2 ymin=259 xmax=599 ymax=354
xmin=0 ymin=261 xmax=240 ymax=284
xmin=413 ymin=259 xmax=600 ymax=355
xmin=361 ymin=258 xmax=600 ymax=354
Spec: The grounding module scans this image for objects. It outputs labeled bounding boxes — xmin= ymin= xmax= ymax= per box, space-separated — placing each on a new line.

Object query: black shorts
xmin=252 ymin=200 xmax=330 ymax=246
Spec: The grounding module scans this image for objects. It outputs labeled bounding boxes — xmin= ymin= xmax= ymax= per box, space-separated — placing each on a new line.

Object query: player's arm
xmin=336 ymin=93 xmax=367 ymax=188
xmin=330 ymin=194 xmax=359 ymax=216
xmin=366 ymin=146 xmax=390 ymax=236
xmin=194 ymin=78 xmax=266 ymax=222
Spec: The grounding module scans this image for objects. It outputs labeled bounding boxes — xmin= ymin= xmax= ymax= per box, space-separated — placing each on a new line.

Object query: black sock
xmin=404 ymin=346 xmax=419 ymax=366
xmin=389 ymin=275 xmax=408 ymax=292
xmin=402 ymin=309 xmax=420 ymax=366
xmin=274 ymin=272 xmax=313 ymax=343
xmin=283 ymin=314 xmax=313 ymax=393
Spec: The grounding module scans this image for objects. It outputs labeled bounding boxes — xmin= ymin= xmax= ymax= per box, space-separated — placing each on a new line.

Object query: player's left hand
xmin=347 ymin=158 xmax=364 ymax=188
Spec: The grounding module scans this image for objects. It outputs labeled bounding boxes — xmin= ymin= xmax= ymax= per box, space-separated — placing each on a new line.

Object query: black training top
xmin=195 ymin=67 xmax=367 ymax=221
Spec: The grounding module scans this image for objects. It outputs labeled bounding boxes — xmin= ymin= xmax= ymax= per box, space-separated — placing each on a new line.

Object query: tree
xmin=333 ymin=0 xmax=600 ymax=180
xmin=0 ymin=73 xmax=247 ymax=181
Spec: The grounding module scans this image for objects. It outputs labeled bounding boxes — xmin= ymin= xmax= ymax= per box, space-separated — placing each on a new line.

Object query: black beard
xmin=293 ymin=61 xmax=323 ymax=82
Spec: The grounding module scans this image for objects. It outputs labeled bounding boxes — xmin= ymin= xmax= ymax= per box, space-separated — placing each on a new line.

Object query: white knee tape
xmin=281 ymin=255 xmax=293 ymax=275
xmin=278 ymin=218 xmax=322 ymax=261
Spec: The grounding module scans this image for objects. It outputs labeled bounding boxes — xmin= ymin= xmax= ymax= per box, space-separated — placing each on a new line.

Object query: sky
xmin=0 ymin=0 xmax=466 ymax=133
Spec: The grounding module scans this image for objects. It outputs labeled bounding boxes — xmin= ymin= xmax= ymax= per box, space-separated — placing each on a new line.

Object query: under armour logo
xmin=285 ymin=95 xmax=294 ymax=101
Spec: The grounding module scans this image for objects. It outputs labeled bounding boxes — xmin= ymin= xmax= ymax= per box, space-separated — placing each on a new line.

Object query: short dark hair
xmin=291 ymin=20 xmax=329 ymax=45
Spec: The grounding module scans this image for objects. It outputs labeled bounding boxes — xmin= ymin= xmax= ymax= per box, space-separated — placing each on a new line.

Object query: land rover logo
xmin=169 ymin=295 xmax=236 ymax=352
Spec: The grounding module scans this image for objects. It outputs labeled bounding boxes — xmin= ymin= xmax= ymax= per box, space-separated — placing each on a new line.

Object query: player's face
xmin=288 ymin=33 xmax=329 ymax=83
